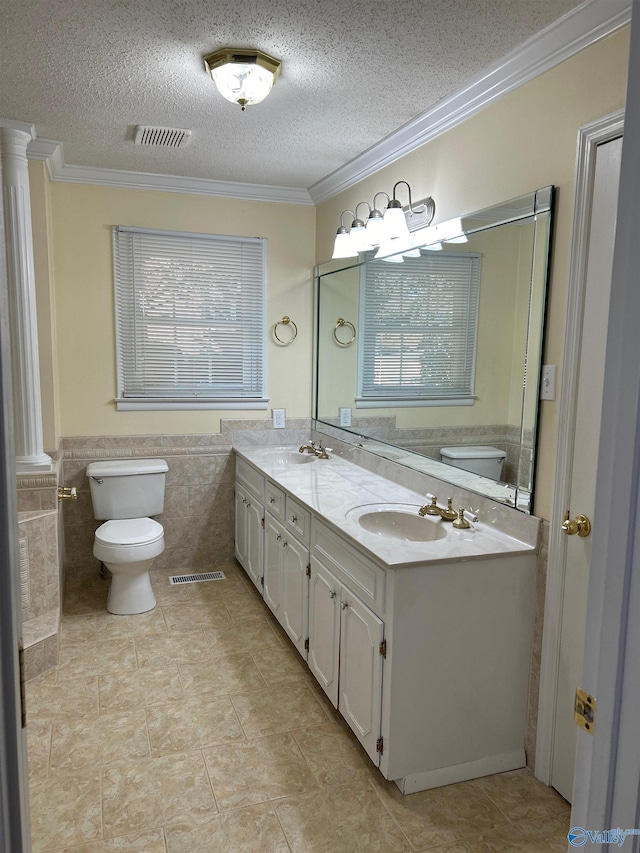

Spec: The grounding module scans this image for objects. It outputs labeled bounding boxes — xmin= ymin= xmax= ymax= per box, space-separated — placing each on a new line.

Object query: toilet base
xmin=103 ymin=561 xmax=157 ymax=615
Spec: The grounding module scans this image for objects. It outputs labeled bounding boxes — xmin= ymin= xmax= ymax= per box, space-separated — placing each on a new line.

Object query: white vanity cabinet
xmin=234 ymin=448 xmax=537 ymax=794
xmin=309 ymin=558 xmax=384 ymax=765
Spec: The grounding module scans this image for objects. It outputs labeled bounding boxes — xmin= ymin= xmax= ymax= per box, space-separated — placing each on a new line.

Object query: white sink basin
xmin=346 ymin=504 xmax=447 ymax=542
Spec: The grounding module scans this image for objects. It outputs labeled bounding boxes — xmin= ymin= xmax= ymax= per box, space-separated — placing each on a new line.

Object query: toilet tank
xmin=440 ymin=445 xmax=506 ymax=481
xmin=86 ymin=458 xmax=169 ymax=520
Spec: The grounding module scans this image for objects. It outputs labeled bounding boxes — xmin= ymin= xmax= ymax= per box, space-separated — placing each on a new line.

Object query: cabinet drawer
xmin=265 ymin=481 xmax=285 ymax=520
xmin=285 ymin=496 xmax=311 ymax=546
xmin=235 ymin=456 xmax=265 ymax=502
xmin=311 ymin=520 xmax=385 ymax=613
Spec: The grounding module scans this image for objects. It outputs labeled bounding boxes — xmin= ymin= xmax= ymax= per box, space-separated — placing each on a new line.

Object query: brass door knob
xmin=562 ymin=511 xmax=592 ymax=537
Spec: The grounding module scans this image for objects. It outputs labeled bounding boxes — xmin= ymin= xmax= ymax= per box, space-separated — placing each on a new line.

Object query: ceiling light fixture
xmin=331 ymin=182 xmax=435 ymax=260
xmin=203 ymin=48 xmax=281 ymax=111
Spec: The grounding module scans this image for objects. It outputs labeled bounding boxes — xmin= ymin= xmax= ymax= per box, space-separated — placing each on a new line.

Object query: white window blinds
xmin=358 ymin=252 xmax=480 ymax=406
xmin=113 ymin=226 xmax=267 ymax=410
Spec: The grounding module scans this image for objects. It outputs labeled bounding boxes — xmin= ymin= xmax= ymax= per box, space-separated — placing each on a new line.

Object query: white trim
xmin=396 ymin=750 xmax=526 ymax=794
xmin=26 ymin=138 xmax=313 ymax=205
xmin=308 ymin=0 xmax=631 ymax=203
xmin=535 ymin=111 xmax=624 ymax=786
xmin=355 ymin=397 xmax=475 ymax=409
xmin=114 ymin=398 xmax=269 ymax=411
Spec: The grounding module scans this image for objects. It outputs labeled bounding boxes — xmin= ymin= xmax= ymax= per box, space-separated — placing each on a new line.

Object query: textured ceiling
xmin=1 ymin=0 xmax=584 ymax=191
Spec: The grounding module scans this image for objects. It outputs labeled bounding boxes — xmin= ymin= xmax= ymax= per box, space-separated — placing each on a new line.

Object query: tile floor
xmin=26 ymin=562 xmax=571 ymax=852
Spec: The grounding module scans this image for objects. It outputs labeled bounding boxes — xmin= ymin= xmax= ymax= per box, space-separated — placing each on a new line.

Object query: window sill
xmin=114 ymin=398 xmax=269 ymax=412
xmin=355 ymin=397 xmax=475 ymax=409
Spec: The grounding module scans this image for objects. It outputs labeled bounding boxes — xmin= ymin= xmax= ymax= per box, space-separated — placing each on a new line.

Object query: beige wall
xmin=315 ymin=29 xmax=630 ymax=518
xmin=44 ymin=181 xmax=315 ymax=436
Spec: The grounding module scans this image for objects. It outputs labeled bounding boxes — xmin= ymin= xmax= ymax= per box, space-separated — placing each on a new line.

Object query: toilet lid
xmin=95 ymin=518 xmax=164 ymax=546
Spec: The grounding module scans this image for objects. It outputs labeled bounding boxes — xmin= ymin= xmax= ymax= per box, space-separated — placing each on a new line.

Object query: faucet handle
xmin=452 ymin=508 xmax=471 ymax=529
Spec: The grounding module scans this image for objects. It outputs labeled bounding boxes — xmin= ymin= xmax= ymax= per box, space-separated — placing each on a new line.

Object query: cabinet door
xmin=339 ymin=594 xmax=384 ymax=765
xmin=264 ymin=515 xmax=285 ymax=619
xmin=281 ymin=532 xmax=309 ymax=660
xmin=235 ymin=482 xmax=264 ymax=593
xmin=308 ymin=560 xmax=340 ymax=707
xmin=234 ymin=484 xmax=249 ymax=569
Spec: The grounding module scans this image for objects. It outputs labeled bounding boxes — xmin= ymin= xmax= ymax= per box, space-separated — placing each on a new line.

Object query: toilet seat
xmin=95 ymin=517 xmax=164 ymax=547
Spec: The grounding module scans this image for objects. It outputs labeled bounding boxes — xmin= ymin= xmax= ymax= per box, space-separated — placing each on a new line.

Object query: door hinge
xmin=260 ymin=575 xmax=264 ymax=587
xmin=304 ymin=637 xmax=309 ymax=651
xmin=376 ymin=737 xmax=383 ymax=754
xmin=306 ymin=564 xmax=311 ymax=578
xmin=574 ymin=687 xmax=596 ymax=734
xmin=261 ymin=517 xmax=265 ymax=528
xmin=379 ymin=639 xmax=387 ymax=658
xmin=18 ymin=640 xmax=26 ymax=728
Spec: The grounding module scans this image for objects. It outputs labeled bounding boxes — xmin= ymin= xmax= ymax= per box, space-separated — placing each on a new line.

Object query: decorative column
xmin=1 ymin=123 xmax=52 ymax=472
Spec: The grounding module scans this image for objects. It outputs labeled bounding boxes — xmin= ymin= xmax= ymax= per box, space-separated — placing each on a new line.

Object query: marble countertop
xmin=234 ymin=445 xmax=537 ymax=570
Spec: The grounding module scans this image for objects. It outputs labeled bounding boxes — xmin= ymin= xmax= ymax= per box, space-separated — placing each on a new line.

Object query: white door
xmin=263 ymin=515 xmax=284 ymax=618
xmin=280 ymin=533 xmax=309 ymax=659
xmin=551 ymin=136 xmax=622 ymax=801
xmin=338 ymin=593 xmax=384 ymax=765
xmin=308 ymin=560 xmax=341 ymax=707
xmin=244 ymin=496 xmax=264 ymax=592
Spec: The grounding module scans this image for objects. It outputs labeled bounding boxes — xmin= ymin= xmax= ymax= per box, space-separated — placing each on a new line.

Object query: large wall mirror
xmin=314 ymin=187 xmax=554 ymax=513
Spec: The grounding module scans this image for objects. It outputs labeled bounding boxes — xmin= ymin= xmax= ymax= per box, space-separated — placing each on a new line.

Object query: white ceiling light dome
xmin=204 ymin=48 xmax=282 ymax=111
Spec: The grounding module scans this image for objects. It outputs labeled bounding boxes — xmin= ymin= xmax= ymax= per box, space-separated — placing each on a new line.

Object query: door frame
xmin=535 ymin=109 xmax=624 ymax=785
xmin=0 ymin=161 xmax=32 ymax=848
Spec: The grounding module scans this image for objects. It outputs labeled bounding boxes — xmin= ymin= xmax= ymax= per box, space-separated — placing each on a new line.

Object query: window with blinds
xmin=113 ymin=226 xmax=267 ymax=410
xmin=357 ymin=252 xmax=480 ymax=407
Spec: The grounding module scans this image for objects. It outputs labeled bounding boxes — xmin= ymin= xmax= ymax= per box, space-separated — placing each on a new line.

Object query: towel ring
xmin=332 ymin=318 xmax=356 ymax=347
xmin=273 ymin=316 xmax=298 ymax=345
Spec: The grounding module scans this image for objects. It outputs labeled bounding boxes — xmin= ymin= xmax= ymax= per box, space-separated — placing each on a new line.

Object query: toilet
xmin=86 ymin=458 xmax=169 ymax=615
xmin=439 ymin=445 xmax=506 ymax=481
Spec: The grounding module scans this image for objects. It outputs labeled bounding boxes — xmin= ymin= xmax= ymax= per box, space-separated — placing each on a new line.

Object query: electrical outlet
xmin=339 ymin=407 xmax=352 ymax=427
xmin=272 ymin=408 xmax=286 ymax=428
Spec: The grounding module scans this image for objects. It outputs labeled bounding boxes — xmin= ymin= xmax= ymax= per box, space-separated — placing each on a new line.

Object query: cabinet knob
xmin=242 ymin=497 xmax=247 ymax=504
xmin=269 ymin=497 xmax=276 ymax=504
xmin=329 ymin=589 xmax=337 ymax=598
xmin=341 ymin=601 xmax=349 ymax=610
xmin=291 ymin=515 xmax=298 ymax=524
xmin=276 ymin=533 xmax=282 ymax=542
xmin=283 ymin=540 xmax=288 ymax=548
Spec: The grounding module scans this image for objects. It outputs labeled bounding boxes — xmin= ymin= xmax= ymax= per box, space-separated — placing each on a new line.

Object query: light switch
xmin=540 ymin=365 xmax=557 ymax=401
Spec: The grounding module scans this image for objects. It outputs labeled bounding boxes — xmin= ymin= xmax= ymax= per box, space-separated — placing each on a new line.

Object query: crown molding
xmin=26 ymin=138 xmax=314 ymax=205
xmin=308 ymin=0 xmax=632 ymax=204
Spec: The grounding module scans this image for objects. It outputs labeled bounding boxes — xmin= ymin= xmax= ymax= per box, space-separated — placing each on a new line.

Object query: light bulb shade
xmin=332 ymin=230 xmax=357 ymax=259
xmin=383 ymin=204 xmax=411 ymax=240
xmin=365 ymin=212 xmax=389 ymax=246
xmin=204 ymin=48 xmax=281 ymax=109
xmin=350 ymin=224 xmax=373 ymax=253
xmin=374 ymin=242 xmax=404 ymax=262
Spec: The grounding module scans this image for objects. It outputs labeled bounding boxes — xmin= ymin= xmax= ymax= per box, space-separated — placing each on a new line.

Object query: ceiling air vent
xmin=134 ymin=126 xmax=191 ymax=149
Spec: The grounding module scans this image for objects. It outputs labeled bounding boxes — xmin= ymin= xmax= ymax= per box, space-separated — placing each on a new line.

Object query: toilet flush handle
xmin=89 ymin=476 xmax=104 ymax=484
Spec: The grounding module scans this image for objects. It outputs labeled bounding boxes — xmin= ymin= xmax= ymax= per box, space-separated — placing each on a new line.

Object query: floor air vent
xmin=134 ymin=126 xmax=192 ymax=148
xmin=169 ymin=571 xmax=226 ymax=585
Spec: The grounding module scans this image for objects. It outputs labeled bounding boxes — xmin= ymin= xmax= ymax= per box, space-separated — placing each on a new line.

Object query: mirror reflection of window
xmin=358 ymin=253 xmax=480 ymax=406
